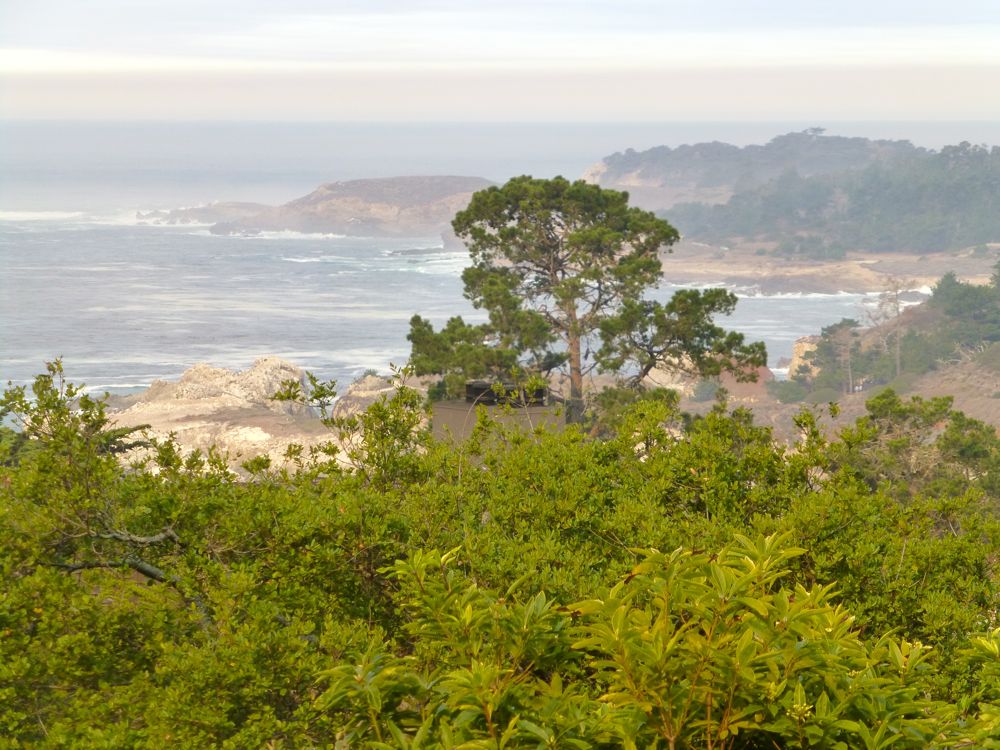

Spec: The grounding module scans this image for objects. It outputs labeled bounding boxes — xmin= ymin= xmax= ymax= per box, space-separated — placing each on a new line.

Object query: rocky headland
xmin=139 ymin=176 xmax=495 ymax=238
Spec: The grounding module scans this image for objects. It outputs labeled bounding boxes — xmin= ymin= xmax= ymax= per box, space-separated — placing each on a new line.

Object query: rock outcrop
xmin=107 ymin=360 xmax=424 ymax=468
xmin=331 ymin=374 xmax=397 ymax=419
xmin=110 ymin=358 xmax=331 ymax=465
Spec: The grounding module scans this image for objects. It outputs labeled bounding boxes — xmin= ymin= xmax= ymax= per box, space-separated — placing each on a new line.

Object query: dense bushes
xmin=1 ymin=364 xmax=999 ymax=746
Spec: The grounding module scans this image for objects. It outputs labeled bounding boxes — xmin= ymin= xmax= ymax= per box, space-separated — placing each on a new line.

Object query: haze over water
xmin=3 ymin=120 xmax=997 ymax=211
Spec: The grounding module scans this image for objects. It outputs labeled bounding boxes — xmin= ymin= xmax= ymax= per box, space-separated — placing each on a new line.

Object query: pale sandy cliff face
xmin=788 ymin=337 xmax=821 ymax=379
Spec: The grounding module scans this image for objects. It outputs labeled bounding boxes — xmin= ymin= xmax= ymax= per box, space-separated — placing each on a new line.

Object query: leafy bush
xmin=319 ymin=537 xmax=966 ymax=748
xmin=1 ymin=366 xmax=999 ymax=745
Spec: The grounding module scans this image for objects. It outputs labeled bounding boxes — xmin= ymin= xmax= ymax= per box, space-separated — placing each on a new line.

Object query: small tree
xmin=810 ymin=318 xmax=860 ymax=394
xmin=866 ymin=276 xmax=913 ymax=378
xmin=416 ymin=176 xmax=764 ymax=421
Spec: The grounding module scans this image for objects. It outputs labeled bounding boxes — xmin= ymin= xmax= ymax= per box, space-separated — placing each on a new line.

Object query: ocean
xmin=0 ymin=214 xmax=880 ymax=394
xmin=5 ymin=120 xmax=991 ymax=394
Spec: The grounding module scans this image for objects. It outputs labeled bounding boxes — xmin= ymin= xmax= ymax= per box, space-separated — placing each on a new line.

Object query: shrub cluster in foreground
xmin=1 ymin=364 xmax=1000 ymax=747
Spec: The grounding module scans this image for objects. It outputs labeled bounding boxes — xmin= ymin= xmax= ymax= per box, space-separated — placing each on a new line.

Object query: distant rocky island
xmin=138 ymin=175 xmax=495 ymax=238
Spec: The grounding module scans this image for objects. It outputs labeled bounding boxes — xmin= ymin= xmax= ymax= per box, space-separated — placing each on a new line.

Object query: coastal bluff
xmin=139 ymin=176 xmax=495 ymax=238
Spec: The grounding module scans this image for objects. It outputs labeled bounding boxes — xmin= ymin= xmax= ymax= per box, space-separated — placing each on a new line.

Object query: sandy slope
xmin=661 ymin=242 xmax=997 ymax=294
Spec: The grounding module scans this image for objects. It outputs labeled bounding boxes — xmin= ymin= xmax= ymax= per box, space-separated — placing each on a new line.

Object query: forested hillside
xmin=590 ymin=131 xmax=1000 ymax=254
xmin=594 ymin=129 xmax=917 ymax=196
xmin=668 ymin=142 xmax=1000 ymax=254
xmin=2 ymin=361 xmax=1000 ymax=747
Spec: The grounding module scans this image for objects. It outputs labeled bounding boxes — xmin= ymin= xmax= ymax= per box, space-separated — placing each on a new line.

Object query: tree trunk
xmin=894 ymin=323 xmax=902 ymax=378
xmin=562 ymin=299 xmax=586 ymax=423
xmin=566 ymin=330 xmax=585 ymax=424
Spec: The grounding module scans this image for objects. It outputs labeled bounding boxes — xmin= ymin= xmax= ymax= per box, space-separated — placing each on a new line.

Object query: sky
xmin=1 ymin=0 xmax=999 ymax=120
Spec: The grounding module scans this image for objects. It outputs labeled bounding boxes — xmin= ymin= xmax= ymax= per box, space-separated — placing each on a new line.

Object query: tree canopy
xmin=410 ymin=176 xmax=765 ymax=420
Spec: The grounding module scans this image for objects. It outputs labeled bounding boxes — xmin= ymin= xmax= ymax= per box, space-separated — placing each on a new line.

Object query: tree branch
xmin=94 ymin=527 xmax=181 ymax=546
xmin=51 ymin=555 xmax=211 ymax=626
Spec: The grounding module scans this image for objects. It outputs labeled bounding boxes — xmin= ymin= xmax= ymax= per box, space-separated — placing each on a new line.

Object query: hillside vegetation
xmin=595 ymin=129 xmax=915 ymax=197
xmin=590 ymin=131 xmax=1000 ymax=255
xmin=770 ymin=266 xmax=1000 ymax=405
xmin=2 ymin=360 xmax=1000 ymax=747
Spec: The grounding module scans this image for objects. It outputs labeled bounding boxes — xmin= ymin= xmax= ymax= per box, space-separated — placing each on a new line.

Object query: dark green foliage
xmin=766 ymin=378 xmax=809 ymax=404
xmin=407 ymin=314 xmax=519 ymax=399
xmin=600 ymin=129 xmax=918 ymax=191
xmin=597 ymin=289 xmax=766 ymax=387
xmin=930 ymin=271 xmax=1000 ymax=344
xmin=449 ymin=175 xmax=680 ymax=420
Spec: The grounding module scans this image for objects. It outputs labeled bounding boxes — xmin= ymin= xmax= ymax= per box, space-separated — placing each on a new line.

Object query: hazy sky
xmin=2 ymin=0 xmax=998 ymax=120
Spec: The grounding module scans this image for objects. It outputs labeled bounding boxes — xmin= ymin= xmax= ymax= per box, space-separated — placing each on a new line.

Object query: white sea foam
xmin=0 ymin=208 xmax=188 ymax=227
xmin=668 ymin=280 xmax=731 ymax=291
xmin=251 ymin=230 xmax=349 ymax=240
xmin=82 ymin=383 xmax=157 ymax=393
xmin=85 ymin=210 xmax=150 ymax=226
xmin=736 ymin=289 xmax=871 ymax=300
xmin=664 ymin=281 xmax=873 ymax=300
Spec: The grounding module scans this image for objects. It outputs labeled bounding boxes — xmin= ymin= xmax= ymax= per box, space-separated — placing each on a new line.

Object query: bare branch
xmin=94 ymin=527 xmax=181 ymax=546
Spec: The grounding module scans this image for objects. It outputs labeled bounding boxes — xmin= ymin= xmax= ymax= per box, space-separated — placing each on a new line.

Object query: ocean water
xmin=0 ymin=213 xmax=880 ymax=394
xmin=5 ymin=119 xmax=978 ymax=394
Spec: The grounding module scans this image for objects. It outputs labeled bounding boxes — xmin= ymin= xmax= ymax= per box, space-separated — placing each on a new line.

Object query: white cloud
xmin=2 ymin=1 xmax=998 ymax=119
xmin=3 ymin=24 xmax=998 ymax=74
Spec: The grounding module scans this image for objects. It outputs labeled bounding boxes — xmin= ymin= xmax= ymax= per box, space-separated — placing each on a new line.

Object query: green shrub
xmin=3 ymin=365 xmax=999 ymax=745
xmin=886 ymin=371 xmax=920 ymax=393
